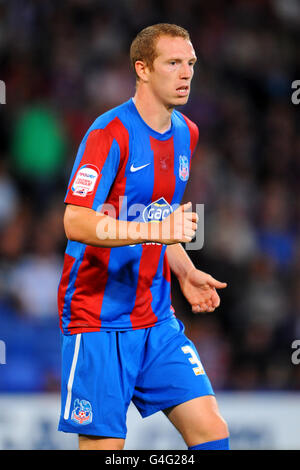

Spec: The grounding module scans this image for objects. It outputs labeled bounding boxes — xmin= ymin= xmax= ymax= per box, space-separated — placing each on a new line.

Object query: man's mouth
xmin=176 ymin=86 xmax=189 ymax=95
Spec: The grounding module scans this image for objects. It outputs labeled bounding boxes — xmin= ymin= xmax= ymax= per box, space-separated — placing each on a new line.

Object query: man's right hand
xmin=153 ymin=202 xmax=198 ymax=245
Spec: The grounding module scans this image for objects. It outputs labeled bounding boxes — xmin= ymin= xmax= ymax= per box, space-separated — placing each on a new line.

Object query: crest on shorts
xmin=179 ymin=155 xmax=189 ymax=181
xmin=71 ymin=398 xmax=93 ymax=425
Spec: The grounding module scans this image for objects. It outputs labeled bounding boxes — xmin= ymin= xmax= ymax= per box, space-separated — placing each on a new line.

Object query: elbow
xmin=64 ymin=218 xmax=77 ymax=242
xmin=63 ymin=207 xmax=84 ymax=243
xmin=64 ymin=224 xmax=76 ymax=242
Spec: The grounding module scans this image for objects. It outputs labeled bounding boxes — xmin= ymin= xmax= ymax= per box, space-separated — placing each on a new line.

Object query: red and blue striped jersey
xmin=58 ymin=98 xmax=199 ymax=335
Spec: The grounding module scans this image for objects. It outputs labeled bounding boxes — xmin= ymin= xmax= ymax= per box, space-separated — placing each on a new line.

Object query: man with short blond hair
xmin=58 ymin=23 xmax=230 ymax=450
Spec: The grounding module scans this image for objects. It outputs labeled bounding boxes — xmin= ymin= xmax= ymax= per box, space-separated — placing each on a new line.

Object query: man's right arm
xmin=64 ymin=202 xmax=198 ymax=248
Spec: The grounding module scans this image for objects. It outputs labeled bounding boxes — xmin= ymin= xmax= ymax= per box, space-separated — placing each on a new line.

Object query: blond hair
xmin=130 ymin=23 xmax=190 ymax=79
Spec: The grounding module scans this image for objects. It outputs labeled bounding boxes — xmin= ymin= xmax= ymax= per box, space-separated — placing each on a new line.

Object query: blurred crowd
xmin=0 ymin=0 xmax=300 ymax=393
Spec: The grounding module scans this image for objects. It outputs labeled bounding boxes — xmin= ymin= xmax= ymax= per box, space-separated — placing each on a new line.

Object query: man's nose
xmin=179 ymin=63 xmax=192 ymax=79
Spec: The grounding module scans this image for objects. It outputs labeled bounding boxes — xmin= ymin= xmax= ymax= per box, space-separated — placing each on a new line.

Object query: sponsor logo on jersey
xmin=71 ymin=164 xmax=99 ymax=197
xmin=142 ymin=197 xmax=173 ymax=223
xmin=179 ymin=155 xmax=189 ymax=181
xmin=71 ymin=398 xmax=93 ymax=425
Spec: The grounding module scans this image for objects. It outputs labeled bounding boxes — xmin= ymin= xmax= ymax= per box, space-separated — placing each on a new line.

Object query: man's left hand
xmin=179 ymin=268 xmax=227 ymax=313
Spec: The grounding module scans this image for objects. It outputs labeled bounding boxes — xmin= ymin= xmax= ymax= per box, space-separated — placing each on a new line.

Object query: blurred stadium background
xmin=1 ymin=0 xmax=300 ymax=450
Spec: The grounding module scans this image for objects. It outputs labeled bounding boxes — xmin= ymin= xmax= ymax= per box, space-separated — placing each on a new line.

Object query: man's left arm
xmin=166 ymin=243 xmax=227 ymax=313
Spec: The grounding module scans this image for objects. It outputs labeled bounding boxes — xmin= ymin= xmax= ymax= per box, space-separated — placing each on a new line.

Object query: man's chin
xmin=174 ymin=94 xmax=190 ymax=106
xmin=167 ymin=96 xmax=189 ymax=109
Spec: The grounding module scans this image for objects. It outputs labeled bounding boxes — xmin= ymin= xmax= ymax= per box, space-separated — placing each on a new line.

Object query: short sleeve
xmin=64 ymin=127 xmax=120 ymax=210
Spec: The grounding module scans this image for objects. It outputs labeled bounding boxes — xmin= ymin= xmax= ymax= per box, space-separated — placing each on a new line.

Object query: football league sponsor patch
xmin=71 ymin=164 xmax=99 ymax=197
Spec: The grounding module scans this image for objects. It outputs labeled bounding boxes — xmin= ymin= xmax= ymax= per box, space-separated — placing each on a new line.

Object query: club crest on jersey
xmin=179 ymin=155 xmax=189 ymax=181
xmin=71 ymin=399 xmax=93 ymax=425
xmin=71 ymin=164 xmax=99 ymax=197
xmin=142 ymin=197 xmax=173 ymax=223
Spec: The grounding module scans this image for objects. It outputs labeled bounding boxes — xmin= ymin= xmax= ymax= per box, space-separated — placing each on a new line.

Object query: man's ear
xmin=134 ymin=60 xmax=150 ymax=82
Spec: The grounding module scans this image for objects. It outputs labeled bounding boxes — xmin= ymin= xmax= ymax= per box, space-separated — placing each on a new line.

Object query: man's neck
xmin=133 ymin=88 xmax=173 ymax=134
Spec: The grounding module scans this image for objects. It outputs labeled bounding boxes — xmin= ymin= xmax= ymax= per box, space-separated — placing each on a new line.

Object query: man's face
xmin=147 ymin=35 xmax=197 ymax=108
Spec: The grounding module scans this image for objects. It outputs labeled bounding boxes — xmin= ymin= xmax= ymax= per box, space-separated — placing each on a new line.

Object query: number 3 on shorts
xmin=181 ymin=345 xmax=205 ymax=376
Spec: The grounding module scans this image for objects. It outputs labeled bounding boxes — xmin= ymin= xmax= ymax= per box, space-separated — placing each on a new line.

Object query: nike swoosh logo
xmin=130 ymin=163 xmax=151 ymax=173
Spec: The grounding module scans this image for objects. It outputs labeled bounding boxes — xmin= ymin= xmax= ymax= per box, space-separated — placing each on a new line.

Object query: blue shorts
xmin=58 ymin=318 xmax=214 ymax=438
